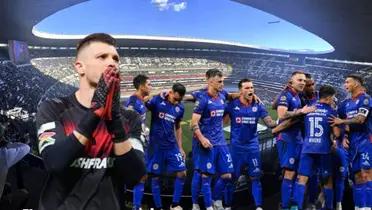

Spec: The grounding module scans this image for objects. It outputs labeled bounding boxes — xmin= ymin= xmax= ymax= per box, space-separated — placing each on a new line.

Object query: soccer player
xmin=300 ymin=73 xmax=321 ymax=209
xmin=190 ymin=69 xmax=234 ymax=210
xmin=125 ymin=74 xmax=152 ymax=210
xmin=292 ymin=85 xmax=340 ymax=210
xmin=329 ymin=74 xmax=372 ymax=209
xmin=224 ymin=78 xmax=277 ymax=210
xmin=146 ymin=83 xmax=187 ymax=210
xmin=275 ymin=71 xmax=316 ymax=209
xmin=300 ymin=73 xmax=318 ymax=106
xmin=35 ymin=33 xmax=146 ymax=210
xmin=125 ymin=74 xmax=151 ymax=123
xmin=186 ymin=69 xmax=230 ymax=210
xmin=158 ymin=69 xmax=232 ymax=210
xmin=332 ymin=98 xmax=350 ymax=210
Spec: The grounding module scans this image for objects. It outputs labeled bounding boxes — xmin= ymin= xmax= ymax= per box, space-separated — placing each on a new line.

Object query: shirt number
xmin=308 ymin=117 xmax=324 ymax=138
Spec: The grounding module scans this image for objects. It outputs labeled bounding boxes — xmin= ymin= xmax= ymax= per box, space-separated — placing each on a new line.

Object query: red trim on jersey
xmin=63 ymin=120 xmax=113 ymax=157
xmin=351 ymin=91 xmax=366 ymax=101
xmin=286 ymin=86 xmax=298 ymax=96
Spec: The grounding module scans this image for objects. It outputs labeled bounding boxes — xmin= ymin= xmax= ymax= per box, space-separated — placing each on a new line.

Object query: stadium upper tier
xmin=1 ymin=50 xmax=371 ymax=115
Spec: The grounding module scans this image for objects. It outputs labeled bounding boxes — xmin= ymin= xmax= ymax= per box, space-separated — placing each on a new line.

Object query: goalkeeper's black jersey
xmin=36 ymin=94 xmax=142 ymax=210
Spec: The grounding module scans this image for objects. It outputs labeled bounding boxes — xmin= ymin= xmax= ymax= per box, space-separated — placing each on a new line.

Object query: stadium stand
xmin=0 ymin=48 xmax=370 ymax=210
xmin=3 ymin=49 xmax=369 ymax=115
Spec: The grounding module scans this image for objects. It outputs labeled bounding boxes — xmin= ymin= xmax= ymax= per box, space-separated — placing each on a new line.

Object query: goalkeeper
xmin=35 ymin=33 xmax=146 ymax=210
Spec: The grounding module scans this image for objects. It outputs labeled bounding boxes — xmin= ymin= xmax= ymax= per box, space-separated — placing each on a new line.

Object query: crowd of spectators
xmin=0 ymin=61 xmax=54 ymax=113
xmin=0 ymin=50 xmax=370 ymax=158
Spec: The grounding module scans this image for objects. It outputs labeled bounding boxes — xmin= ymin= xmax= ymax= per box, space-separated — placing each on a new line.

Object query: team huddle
xmin=35 ymin=34 xmax=371 ymax=210
xmin=126 ymin=69 xmax=371 ymax=210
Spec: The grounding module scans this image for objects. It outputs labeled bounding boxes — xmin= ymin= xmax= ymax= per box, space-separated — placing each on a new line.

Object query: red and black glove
xmin=76 ymin=68 xmax=118 ymax=139
xmin=106 ymin=74 xmax=128 ymax=143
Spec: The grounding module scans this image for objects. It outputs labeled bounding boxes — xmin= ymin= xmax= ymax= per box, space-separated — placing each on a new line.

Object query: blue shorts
xmin=351 ymin=140 xmax=372 ymax=174
xmin=332 ymin=146 xmax=349 ymax=178
xmin=146 ymin=146 xmax=186 ymax=175
xmin=197 ymin=145 xmax=234 ymax=175
xmin=231 ymin=147 xmax=261 ymax=178
xmin=298 ymin=153 xmax=332 ymax=178
xmin=192 ymin=139 xmax=200 ymax=170
xmin=276 ymin=140 xmax=302 ymax=170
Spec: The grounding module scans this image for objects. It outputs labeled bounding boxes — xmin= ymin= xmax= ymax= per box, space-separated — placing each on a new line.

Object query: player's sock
xmin=151 ymin=178 xmax=162 ymax=208
xmin=308 ymin=175 xmax=318 ymax=204
xmin=224 ymin=179 xmax=234 ymax=207
xmin=251 ymin=179 xmax=263 ymax=207
xmin=281 ymin=178 xmax=293 ymax=208
xmin=323 ymin=187 xmax=334 ymax=209
xmin=366 ymin=181 xmax=372 ymax=208
xmin=133 ymin=182 xmax=144 ymax=209
xmin=335 ymin=176 xmax=345 ymax=204
xmin=172 ymin=176 xmax=185 ymax=205
xmin=353 ymin=183 xmax=363 ymax=208
xmin=293 ymin=182 xmax=305 ymax=209
xmin=212 ymin=177 xmax=226 ymax=201
xmin=201 ymin=176 xmax=212 ymax=208
xmin=191 ymin=171 xmax=201 ymax=204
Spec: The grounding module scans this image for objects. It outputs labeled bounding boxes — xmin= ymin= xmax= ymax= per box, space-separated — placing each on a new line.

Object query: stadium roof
xmin=1 ymin=0 xmax=372 ymax=62
xmin=234 ymin=0 xmax=372 ymax=62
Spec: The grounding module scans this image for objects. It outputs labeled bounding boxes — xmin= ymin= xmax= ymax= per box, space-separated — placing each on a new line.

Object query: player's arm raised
xmin=329 ymin=113 xmax=367 ymax=126
xmin=182 ymin=94 xmax=196 ymax=102
xmin=278 ymin=105 xmax=315 ymax=121
xmin=271 ymin=119 xmax=300 ymax=135
xmin=329 ymin=97 xmax=369 ymax=126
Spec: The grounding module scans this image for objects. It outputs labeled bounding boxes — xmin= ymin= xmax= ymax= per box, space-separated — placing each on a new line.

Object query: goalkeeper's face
xmin=75 ymin=42 xmax=120 ymax=87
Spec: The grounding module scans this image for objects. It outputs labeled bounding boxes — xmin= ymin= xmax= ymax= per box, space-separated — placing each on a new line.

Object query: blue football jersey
xmin=337 ymin=99 xmax=347 ymax=119
xmin=124 ymin=95 xmax=147 ymax=123
xmin=368 ymin=98 xmax=372 ymax=139
xmin=193 ymin=91 xmax=227 ymax=146
xmin=341 ymin=93 xmax=370 ymax=148
xmin=226 ymin=99 xmax=268 ymax=151
xmin=146 ymin=95 xmax=184 ymax=149
xmin=302 ymin=103 xmax=337 ymax=154
xmin=276 ymin=88 xmax=303 ymax=143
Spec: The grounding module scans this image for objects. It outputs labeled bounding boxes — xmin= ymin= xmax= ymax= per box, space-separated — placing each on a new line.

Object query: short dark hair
xmin=133 ymin=74 xmax=149 ymax=90
xmin=76 ymin=33 xmax=116 ymax=55
xmin=172 ymin=83 xmax=186 ymax=97
xmin=291 ymin=70 xmax=306 ymax=77
xmin=347 ymin=74 xmax=365 ymax=87
xmin=206 ymin=68 xmax=223 ymax=79
xmin=238 ymin=78 xmax=252 ymax=89
xmin=305 ymin=73 xmax=312 ymax=79
xmin=319 ymin=85 xmax=336 ymax=99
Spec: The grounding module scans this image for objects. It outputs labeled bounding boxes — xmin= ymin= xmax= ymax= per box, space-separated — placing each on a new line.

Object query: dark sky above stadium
xmin=34 ymin=0 xmax=334 ymax=54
